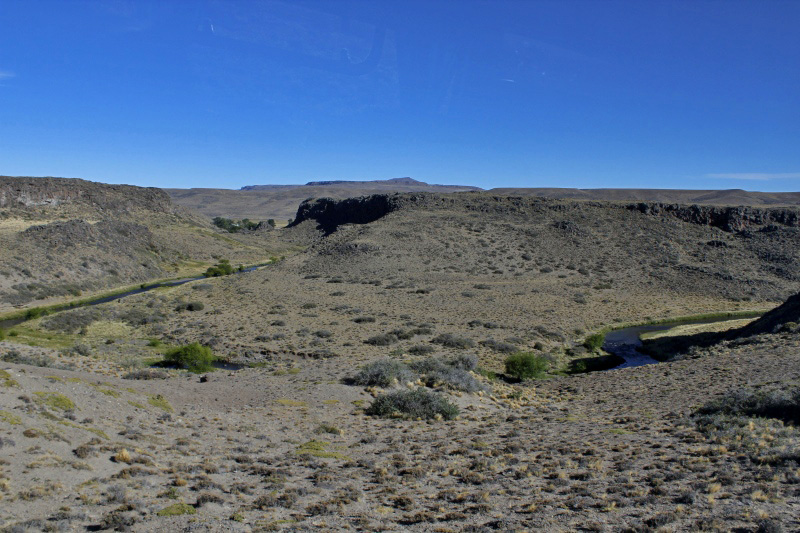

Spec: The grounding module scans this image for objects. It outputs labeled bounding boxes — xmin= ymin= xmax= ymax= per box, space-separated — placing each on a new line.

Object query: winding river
xmin=0 ymin=265 xmax=264 ymax=331
xmin=602 ymin=314 xmax=762 ymax=370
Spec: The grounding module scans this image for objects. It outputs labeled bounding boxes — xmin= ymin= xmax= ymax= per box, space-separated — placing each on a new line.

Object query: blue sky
xmin=1 ymin=0 xmax=798 ymax=191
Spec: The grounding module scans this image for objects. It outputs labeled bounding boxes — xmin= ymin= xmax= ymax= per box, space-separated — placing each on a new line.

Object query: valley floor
xmin=1 ymin=325 xmax=799 ymax=531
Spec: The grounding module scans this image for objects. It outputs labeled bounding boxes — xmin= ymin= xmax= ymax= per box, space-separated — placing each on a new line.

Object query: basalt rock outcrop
xmin=629 ymin=202 xmax=799 ymax=233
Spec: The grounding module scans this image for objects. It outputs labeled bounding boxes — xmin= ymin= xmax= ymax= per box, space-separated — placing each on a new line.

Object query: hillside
xmin=0 ymin=177 xmax=291 ymax=311
xmin=111 ymin=192 xmax=799 ymax=366
xmin=165 ymin=178 xmax=482 ymax=221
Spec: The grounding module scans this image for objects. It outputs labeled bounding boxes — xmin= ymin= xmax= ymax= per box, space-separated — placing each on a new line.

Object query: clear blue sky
xmin=1 ymin=0 xmax=798 ymax=191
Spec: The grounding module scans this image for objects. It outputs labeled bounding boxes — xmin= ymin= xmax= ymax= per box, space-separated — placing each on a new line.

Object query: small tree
xmin=267 ymin=219 xmax=276 ymax=228
xmin=505 ymin=351 xmax=549 ymax=380
xmin=164 ymin=343 xmax=215 ymax=373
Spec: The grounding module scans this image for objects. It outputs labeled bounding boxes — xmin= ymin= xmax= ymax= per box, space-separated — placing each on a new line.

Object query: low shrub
xmin=366 ymin=388 xmax=459 ymax=420
xmin=185 ymin=301 xmax=205 ymax=312
xmin=122 ymin=369 xmax=169 ymax=380
xmin=505 ymin=351 xmax=549 ymax=380
xmin=2 ymin=350 xmax=56 ymax=368
xmin=349 ymin=359 xmax=415 ymax=387
xmin=409 ymin=356 xmax=483 ymax=392
xmin=479 ymin=338 xmax=517 ymax=353
xmin=0 ymin=328 xmax=4 ymax=341
xmin=408 ymin=345 xmax=435 ymax=356
xmin=163 ymin=343 xmax=216 ymax=373
xmin=449 ymin=353 xmax=478 ymax=371
xmin=364 ymin=333 xmax=399 ymax=346
xmin=431 ymin=333 xmax=475 ymax=349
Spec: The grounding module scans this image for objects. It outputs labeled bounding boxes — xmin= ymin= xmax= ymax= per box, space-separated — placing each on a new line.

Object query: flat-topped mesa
xmin=0 ymin=176 xmax=175 ymax=216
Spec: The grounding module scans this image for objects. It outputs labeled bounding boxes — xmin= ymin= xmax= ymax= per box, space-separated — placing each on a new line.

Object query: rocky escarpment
xmin=629 ymin=202 xmax=799 ymax=233
xmin=292 ymin=193 xmax=800 ymax=235
xmin=0 ymin=176 xmax=176 ymax=218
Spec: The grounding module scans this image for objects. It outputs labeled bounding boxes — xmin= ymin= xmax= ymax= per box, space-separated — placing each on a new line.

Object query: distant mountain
xmin=167 ymin=178 xmax=482 ymax=221
xmin=240 ymin=177 xmax=482 ymax=191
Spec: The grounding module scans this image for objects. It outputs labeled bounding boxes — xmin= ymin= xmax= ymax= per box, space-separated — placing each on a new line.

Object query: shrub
xmin=185 ymin=301 xmax=205 ymax=312
xmin=122 ymin=369 xmax=169 ymax=380
xmin=349 ymin=359 xmax=415 ymax=387
xmin=479 ymin=338 xmax=517 ymax=353
xmin=0 ymin=328 xmax=4 ymax=341
xmin=431 ymin=334 xmax=475 ymax=349
xmin=408 ymin=345 xmax=435 ymax=356
xmin=163 ymin=343 xmax=216 ymax=373
xmin=583 ymin=333 xmax=605 ymax=352
xmin=366 ymin=388 xmax=459 ymax=420
xmin=2 ymin=350 xmax=55 ymax=368
xmin=449 ymin=353 xmax=478 ymax=371
xmin=364 ymin=333 xmax=399 ymax=346
xmin=352 ymin=316 xmax=375 ymax=324
xmin=409 ymin=356 xmax=484 ymax=392
xmin=505 ymin=351 xmax=549 ymax=380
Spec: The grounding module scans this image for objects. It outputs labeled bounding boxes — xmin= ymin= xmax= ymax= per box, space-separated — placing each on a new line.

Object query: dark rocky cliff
xmin=629 ymin=202 xmax=799 ymax=232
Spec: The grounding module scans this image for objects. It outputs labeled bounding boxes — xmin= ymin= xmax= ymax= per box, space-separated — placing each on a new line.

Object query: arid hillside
xmin=0 ymin=177 xmax=293 ymax=311
xmin=110 ymin=192 xmax=799 ymax=369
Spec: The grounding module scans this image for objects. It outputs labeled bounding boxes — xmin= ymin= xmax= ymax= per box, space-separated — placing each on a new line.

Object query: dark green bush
xmin=203 ymin=260 xmax=234 ymax=278
xmin=0 ymin=328 xmax=5 ymax=341
xmin=164 ymin=343 xmax=216 ymax=373
xmin=583 ymin=333 xmax=606 ymax=352
xmin=505 ymin=351 xmax=549 ymax=380
xmin=366 ymin=388 xmax=459 ymax=420
xmin=185 ymin=302 xmax=205 ymax=312
xmin=25 ymin=307 xmax=48 ymax=320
